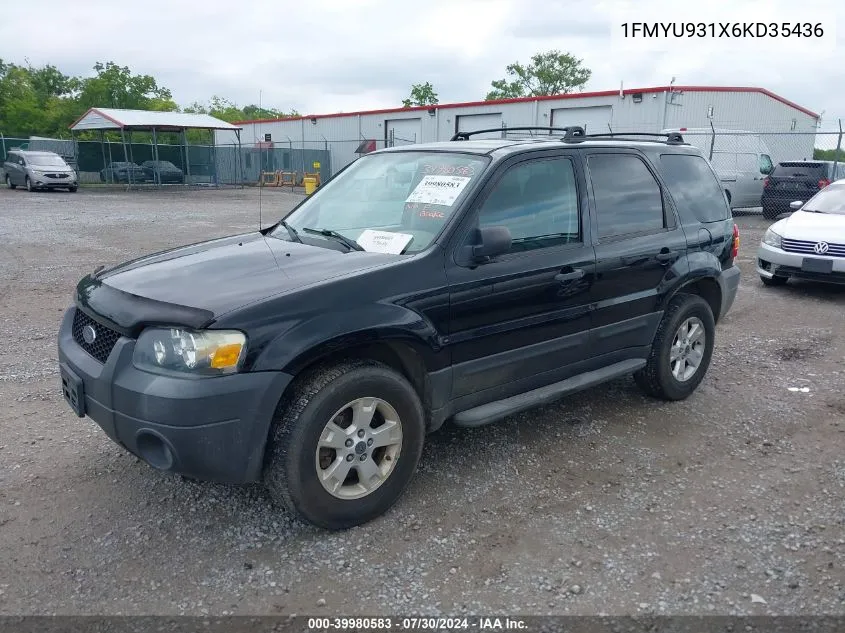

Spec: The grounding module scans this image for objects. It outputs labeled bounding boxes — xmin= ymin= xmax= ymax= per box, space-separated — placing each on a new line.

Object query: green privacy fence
xmin=2 ymin=135 xmax=332 ymax=186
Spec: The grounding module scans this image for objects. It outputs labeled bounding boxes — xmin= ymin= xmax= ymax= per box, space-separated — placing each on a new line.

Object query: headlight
xmin=763 ymin=228 xmax=782 ymax=249
xmin=133 ymin=328 xmax=247 ymax=376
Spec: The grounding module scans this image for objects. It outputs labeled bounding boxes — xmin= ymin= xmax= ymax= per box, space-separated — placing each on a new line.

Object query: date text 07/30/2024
xmin=306 ymin=617 xmax=528 ymax=631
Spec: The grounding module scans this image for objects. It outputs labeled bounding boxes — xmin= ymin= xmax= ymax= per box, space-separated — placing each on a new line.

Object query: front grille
xmin=72 ymin=309 xmax=121 ymax=364
xmin=45 ymin=173 xmax=70 ymax=179
xmin=781 ymin=238 xmax=845 ymax=258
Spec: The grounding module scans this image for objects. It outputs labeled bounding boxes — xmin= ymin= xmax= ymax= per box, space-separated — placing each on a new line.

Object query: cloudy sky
xmin=3 ymin=0 xmax=842 ymax=127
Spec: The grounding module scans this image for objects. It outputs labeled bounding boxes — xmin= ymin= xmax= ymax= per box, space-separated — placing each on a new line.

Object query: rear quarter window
xmin=659 ymin=153 xmax=729 ymax=223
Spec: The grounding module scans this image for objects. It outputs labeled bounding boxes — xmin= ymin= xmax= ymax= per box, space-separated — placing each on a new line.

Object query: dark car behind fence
xmin=2 ymin=136 xmax=332 ymax=187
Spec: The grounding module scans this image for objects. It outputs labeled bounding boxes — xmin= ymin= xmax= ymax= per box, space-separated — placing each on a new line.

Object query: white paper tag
xmin=405 ymin=175 xmax=471 ymax=207
xmin=357 ymin=229 xmax=414 ymax=254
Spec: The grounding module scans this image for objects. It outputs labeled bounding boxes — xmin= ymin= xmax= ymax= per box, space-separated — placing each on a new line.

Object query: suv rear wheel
xmin=5 ymin=175 xmax=15 ymax=190
xmin=264 ymin=359 xmax=425 ymax=530
xmin=635 ymin=293 xmax=715 ymax=401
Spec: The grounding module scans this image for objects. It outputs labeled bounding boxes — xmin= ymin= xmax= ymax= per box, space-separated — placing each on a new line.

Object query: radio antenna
xmin=258 ymin=89 xmax=263 ymax=231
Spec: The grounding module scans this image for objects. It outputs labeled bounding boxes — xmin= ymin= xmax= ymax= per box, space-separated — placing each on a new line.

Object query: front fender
xmin=250 ymin=303 xmax=446 ymax=374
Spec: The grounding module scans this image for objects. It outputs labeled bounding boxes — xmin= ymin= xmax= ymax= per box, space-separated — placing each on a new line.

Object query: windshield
xmin=802 ymin=185 xmax=845 ymax=215
xmin=31 ymin=155 xmax=68 ymax=168
xmin=271 ymin=151 xmax=489 ymax=254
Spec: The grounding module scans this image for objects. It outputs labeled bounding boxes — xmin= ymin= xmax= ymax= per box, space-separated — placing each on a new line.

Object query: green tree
xmin=76 ymin=61 xmax=178 ymax=112
xmin=402 ymin=82 xmax=439 ymax=108
xmin=0 ymin=58 xmax=297 ymax=141
xmin=814 ymin=148 xmax=845 ymax=161
xmin=185 ymin=96 xmax=298 ymax=123
xmin=485 ymin=50 xmax=591 ymax=100
xmin=0 ymin=61 xmax=45 ymax=136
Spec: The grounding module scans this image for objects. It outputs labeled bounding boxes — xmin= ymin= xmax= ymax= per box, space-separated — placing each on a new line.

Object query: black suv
xmin=57 ymin=126 xmax=741 ymax=530
xmin=762 ymin=160 xmax=845 ymax=219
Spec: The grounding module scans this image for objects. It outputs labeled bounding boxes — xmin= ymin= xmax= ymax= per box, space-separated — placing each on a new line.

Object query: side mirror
xmin=789 ymin=200 xmax=804 ymax=210
xmin=466 ymin=225 xmax=512 ymax=262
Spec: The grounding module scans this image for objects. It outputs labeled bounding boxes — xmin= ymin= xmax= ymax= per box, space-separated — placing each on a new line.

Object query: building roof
xmin=70 ymin=108 xmax=242 ymax=131
xmin=232 ymin=85 xmax=819 ymax=126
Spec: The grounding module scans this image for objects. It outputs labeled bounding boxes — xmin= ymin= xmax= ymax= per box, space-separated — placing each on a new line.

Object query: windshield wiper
xmin=279 ymin=220 xmax=302 ymax=243
xmin=301 ymin=227 xmax=365 ymax=251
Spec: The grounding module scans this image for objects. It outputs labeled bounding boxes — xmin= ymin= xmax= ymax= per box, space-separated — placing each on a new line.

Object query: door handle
xmin=656 ymin=250 xmax=675 ymax=262
xmin=555 ymin=268 xmax=585 ymax=282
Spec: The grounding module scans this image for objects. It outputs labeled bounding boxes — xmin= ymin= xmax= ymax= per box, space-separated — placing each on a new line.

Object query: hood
xmin=95 ymin=232 xmax=398 ymax=318
xmin=777 ymin=210 xmax=845 ymax=242
xmin=32 ymin=164 xmax=72 ymax=172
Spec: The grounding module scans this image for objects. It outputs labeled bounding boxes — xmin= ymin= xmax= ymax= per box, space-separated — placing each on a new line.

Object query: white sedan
xmin=757 ymin=180 xmax=845 ymax=286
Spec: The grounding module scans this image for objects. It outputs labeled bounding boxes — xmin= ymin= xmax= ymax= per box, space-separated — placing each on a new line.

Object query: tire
xmin=264 ymin=359 xmax=425 ymax=530
xmin=634 ymin=293 xmax=716 ymax=401
xmin=68 ymin=185 xmax=78 ymax=193
xmin=5 ymin=175 xmax=15 ymax=190
xmin=761 ymin=274 xmax=787 ymax=287
xmin=25 ymin=176 xmax=33 ymax=192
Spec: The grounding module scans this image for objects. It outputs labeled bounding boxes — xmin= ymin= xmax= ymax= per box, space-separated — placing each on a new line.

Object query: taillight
xmin=731 ymin=223 xmax=740 ymax=258
xmin=819 ymin=178 xmax=830 ymax=188
xmin=763 ymin=177 xmax=770 ymax=188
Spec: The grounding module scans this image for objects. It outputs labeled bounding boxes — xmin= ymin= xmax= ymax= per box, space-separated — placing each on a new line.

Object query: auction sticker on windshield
xmin=405 ymin=175 xmax=471 ymax=207
xmin=357 ymin=229 xmax=414 ymax=254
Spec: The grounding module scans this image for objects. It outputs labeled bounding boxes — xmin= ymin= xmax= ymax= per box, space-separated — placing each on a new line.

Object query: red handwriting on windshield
xmin=404 ymin=202 xmax=447 ymax=219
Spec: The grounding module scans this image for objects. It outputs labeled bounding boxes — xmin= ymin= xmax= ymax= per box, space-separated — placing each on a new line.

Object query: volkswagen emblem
xmin=813 ymin=242 xmax=830 ymax=255
xmin=82 ymin=324 xmax=97 ymax=345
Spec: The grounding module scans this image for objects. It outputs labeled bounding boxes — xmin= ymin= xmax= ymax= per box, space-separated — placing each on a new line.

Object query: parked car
xmin=141 ymin=160 xmax=185 ymax=184
xmin=100 ymin=161 xmax=150 ymax=183
xmin=761 ymin=160 xmax=845 ymax=220
xmin=3 ymin=150 xmax=78 ymax=192
xmin=58 ymin=127 xmax=741 ymax=530
xmin=662 ymin=127 xmax=774 ymax=210
xmin=757 ymin=179 xmax=845 ymax=286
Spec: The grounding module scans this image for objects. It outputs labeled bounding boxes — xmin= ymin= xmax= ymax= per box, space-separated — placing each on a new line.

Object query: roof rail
xmin=563 ymin=131 xmax=686 ymax=144
xmin=450 ymin=125 xmax=586 ymax=141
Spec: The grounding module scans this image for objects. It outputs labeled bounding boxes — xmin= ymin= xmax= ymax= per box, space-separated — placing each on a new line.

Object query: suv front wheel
xmin=264 ymin=359 xmax=425 ymax=530
xmin=635 ymin=293 xmax=716 ymax=401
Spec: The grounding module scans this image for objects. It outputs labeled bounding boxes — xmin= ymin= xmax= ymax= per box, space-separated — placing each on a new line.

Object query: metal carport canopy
xmin=69 ymin=108 xmax=241 ymax=132
xmin=68 ymin=108 xmax=243 ymax=188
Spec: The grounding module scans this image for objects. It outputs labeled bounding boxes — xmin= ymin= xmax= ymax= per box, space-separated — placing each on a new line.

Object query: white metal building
xmin=215 ymin=85 xmax=819 ymax=176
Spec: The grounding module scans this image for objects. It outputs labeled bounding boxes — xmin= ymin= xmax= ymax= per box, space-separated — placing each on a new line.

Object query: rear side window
xmin=772 ymin=162 xmax=825 ymax=179
xmin=660 ymin=154 xmax=729 ymax=223
xmin=587 ymin=154 xmax=665 ymax=239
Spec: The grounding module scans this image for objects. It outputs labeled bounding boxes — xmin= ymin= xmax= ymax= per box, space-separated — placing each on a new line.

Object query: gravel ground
xmin=0 ymin=188 xmax=843 ymax=616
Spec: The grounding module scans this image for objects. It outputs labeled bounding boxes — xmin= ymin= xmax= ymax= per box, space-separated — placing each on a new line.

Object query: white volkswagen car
xmin=757 ymin=180 xmax=845 ymax=286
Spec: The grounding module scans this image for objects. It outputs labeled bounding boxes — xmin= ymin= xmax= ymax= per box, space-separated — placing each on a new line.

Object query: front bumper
xmin=756 ymin=242 xmax=845 ymax=284
xmin=57 ymin=307 xmax=293 ymax=484
xmin=32 ymin=176 xmax=76 ymax=188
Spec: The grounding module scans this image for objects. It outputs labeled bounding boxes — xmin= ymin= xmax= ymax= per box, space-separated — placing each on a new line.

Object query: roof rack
xmin=450 ymin=126 xmax=586 ymax=141
xmin=563 ymin=131 xmax=686 ymax=144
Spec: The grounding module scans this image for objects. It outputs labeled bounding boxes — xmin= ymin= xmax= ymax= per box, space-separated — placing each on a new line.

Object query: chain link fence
xmin=4 ymin=124 xmax=844 ymax=199
xmin=0 ymin=135 xmax=333 ymax=188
